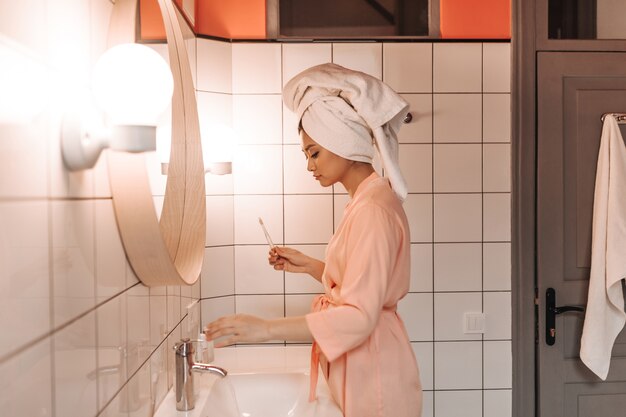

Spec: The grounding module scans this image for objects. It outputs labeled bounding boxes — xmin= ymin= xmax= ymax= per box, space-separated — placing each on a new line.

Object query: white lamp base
xmin=62 ymin=111 xmax=157 ymax=171
xmin=61 ymin=111 xmax=109 ymax=171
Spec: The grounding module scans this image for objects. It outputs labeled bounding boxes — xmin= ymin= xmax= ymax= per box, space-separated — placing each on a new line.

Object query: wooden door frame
xmin=511 ymin=0 xmax=538 ymax=416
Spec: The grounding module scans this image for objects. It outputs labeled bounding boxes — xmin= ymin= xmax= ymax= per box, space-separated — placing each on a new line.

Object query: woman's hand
xmin=268 ymin=246 xmax=309 ymax=273
xmin=269 ymin=246 xmax=325 ymax=282
xmin=204 ymin=314 xmax=270 ymax=348
xmin=205 ymin=315 xmax=313 ymax=346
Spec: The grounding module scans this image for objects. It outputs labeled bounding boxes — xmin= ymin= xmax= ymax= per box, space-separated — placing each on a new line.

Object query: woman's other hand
xmin=269 ymin=246 xmax=325 ymax=282
xmin=204 ymin=314 xmax=270 ymax=348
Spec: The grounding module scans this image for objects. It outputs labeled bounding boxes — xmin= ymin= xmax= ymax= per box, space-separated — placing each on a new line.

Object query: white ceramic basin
xmin=201 ymin=372 xmax=340 ymax=417
xmin=154 ymin=346 xmax=342 ymax=417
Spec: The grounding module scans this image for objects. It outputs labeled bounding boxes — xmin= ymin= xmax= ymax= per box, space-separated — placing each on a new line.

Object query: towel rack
xmin=600 ymin=113 xmax=626 ymax=123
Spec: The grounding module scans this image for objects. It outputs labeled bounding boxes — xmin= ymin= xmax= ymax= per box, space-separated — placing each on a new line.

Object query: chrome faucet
xmin=173 ymin=338 xmax=228 ymax=411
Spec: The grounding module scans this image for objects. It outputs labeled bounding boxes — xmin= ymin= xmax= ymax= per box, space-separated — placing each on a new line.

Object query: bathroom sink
xmin=201 ymin=372 xmax=340 ymax=417
xmin=153 ymin=346 xmax=342 ymax=417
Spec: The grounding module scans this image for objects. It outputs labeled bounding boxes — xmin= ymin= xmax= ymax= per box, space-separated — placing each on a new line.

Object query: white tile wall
xmin=0 ymin=124 xmax=48 ymax=197
xmin=202 ymin=247 xmax=235 ymax=298
xmin=399 ymin=94 xmax=433 ymax=143
xmin=126 ymin=287 xmax=151 ymax=376
xmin=484 ymin=390 xmax=513 ymax=417
xmin=124 ymin=361 xmax=152 ymax=417
xmin=0 ymin=338 xmax=52 ymax=416
xmin=233 ymin=94 xmax=283 ymax=144
xmin=150 ymin=288 xmax=167 ymax=346
xmin=284 ymin=194 xmax=334 ymax=244
xmin=332 ymin=43 xmax=383 ymax=79
xmin=484 ymin=143 xmax=512 ymax=192
xmin=201 ymin=296 xmax=236 ymax=323
xmin=0 ymin=201 xmax=50 ymax=357
xmin=97 ymin=292 xmax=127 ymax=409
xmin=53 ymin=311 xmax=98 ymax=417
xmin=434 ymin=144 xmax=482 ymax=192
xmin=232 ymin=43 xmax=282 ymax=94
xmin=483 ymin=43 xmax=512 ymax=93
xmin=95 ymin=200 xmax=127 ymax=299
xmin=206 ymin=195 xmax=234 ymax=246
xmin=235 ymin=245 xmax=284 ymax=294
xmin=412 ymin=342 xmax=434 ymax=391
xmin=197 ymin=39 xmax=232 ymax=93
xmin=282 ymin=101 xmax=302 ymax=144
xmin=434 ymin=292 xmax=482 ymax=341
xmin=400 ymin=144 xmax=433 ymax=193
xmin=399 ymin=293 xmax=434 ymax=342
xmin=52 ymin=200 xmax=96 ymax=324
xmin=234 ymin=195 xmax=282 ymax=245
xmin=422 ymin=392 xmax=435 ymax=417
xmin=484 ymin=341 xmax=513 ymax=388
xmin=0 ymin=5 xmax=204 ymax=416
xmin=434 ymin=94 xmax=483 ymax=142
xmin=283 ymin=43 xmax=332 ymax=86
xmin=483 ymin=94 xmax=512 ymax=142
xmin=434 ymin=243 xmax=482 ymax=292
xmin=484 ymin=193 xmax=512 ymax=241
xmin=435 ymin=391 xmax=483 ymax=417
xmin=285 ymin=294 xmax=318 ymax=320
xmin=383 ymin=43 xmax=433 ymax=92
xmin=484 ymin=243 xmax=512 ymax=290
xmin=410 ymin=244 xmax=434 ymax=292
xmin=405 ymin=194 xmax=434 ymax=243
xmin=434 ymin=194 xmax=482 ymax=242
xmin=434 ymin=341 xmax=483 ymax=389
xmin=150 ymin=343 xmax=169 ymax=412
xmin=484 ymin=292 xmax=512 ymax=339
xmin=233 ymin=145 xmax=283 ymax=194
xmin=433 ymin=43 xmax=482 ymax=93
xmin=236 ymin=294 xmax=285 ymax=320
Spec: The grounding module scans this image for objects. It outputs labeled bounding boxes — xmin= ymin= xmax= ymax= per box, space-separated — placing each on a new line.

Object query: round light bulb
xmin=92 ymin=43 xmax=173 ymax=126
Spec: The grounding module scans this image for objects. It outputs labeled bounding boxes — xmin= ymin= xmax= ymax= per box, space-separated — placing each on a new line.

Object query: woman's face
xmin=301 ymin=129 xmax=354 ymax=188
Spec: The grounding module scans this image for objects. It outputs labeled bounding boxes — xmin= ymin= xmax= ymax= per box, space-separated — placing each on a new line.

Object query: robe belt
xmin=309 ymin=293 xmax=335 ymax=402
xmin=308 ymin=293 xmax=398 ymax=401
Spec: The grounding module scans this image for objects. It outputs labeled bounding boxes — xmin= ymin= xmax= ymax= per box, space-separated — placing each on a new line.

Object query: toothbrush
xmin=258 ymin=217 xmax=276 ymax=249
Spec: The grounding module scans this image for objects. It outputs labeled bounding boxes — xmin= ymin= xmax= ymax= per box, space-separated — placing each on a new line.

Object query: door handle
xmin=545 ymin=287 xmax=586 ymax=346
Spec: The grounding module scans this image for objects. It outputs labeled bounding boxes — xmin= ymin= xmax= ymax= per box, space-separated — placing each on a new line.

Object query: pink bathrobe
xmin=305 ymin=172 xmax=422 ymax=417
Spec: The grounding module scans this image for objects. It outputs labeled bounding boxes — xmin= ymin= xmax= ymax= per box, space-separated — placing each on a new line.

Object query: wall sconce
xmin=61 ymin=43 xmax=174 ymax=171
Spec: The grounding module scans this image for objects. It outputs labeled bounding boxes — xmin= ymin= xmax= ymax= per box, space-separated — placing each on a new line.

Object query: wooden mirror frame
xmin=106 ymin=0 xmax=205 ymax=286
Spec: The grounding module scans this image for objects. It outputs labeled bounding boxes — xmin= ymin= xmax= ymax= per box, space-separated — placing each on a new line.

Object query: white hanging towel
xmin=580 ymin=115 xmax=626 ymax=380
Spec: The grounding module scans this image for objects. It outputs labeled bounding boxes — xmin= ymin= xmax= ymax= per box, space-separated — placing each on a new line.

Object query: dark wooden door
xmin=537 ymin=51 xmax=626 ymax=417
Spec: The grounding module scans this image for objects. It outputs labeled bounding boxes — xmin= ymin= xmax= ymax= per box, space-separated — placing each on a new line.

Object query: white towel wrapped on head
xmin=282 ymin=63 xmax=410 ymax=201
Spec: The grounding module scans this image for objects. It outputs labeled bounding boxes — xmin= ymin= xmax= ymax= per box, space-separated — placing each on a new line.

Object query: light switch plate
xmin=463 ymin=312 xmax=485 ymax=334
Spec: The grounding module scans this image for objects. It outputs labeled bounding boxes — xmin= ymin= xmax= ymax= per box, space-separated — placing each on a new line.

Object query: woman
xmin=204 ymin=63 xmax=422 ymax=417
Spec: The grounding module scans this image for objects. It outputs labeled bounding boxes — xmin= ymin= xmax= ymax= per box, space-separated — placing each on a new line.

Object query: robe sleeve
xmin=305 ymin=204 xmax=403 ymax=362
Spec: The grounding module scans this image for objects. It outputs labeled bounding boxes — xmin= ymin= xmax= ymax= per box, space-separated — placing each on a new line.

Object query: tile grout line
xmin=431 ymin=41 xmax=436 ymax=408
